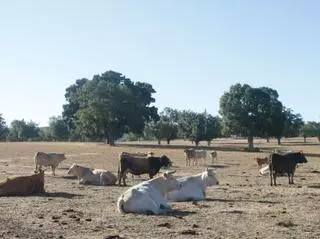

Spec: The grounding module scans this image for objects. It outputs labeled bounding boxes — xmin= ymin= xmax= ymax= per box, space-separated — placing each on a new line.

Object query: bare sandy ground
xmin=0 ymin=139 xmax=319 ymax=239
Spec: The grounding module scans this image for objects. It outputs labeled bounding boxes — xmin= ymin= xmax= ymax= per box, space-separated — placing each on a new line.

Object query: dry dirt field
xmin=0 ymin=139 xmax=319 ymax=239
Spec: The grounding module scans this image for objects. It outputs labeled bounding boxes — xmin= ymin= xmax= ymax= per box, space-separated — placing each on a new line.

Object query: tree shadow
xmin=307 ymin=184 xmax=320 ymax=189
xmin=207 ymin=164 xmax=229 ymax=168
xmin=44 ymin=191 xmax=83 ymax=199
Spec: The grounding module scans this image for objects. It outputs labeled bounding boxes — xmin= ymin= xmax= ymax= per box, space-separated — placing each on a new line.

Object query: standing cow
xmin=34 ymin=152 xmax=67 ymax=176
xmin=269 ymin=151 xmax=307 ymax=186
xmin=118 ymin=153 xmax=172 ymax=186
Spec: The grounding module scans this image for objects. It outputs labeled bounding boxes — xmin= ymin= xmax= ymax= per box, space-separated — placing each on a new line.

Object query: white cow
xmin=195 ymin=150 xmax=207 ymax=165
xmin=117 ymin=171 xmax=181 ymax=214
xmin=166 ymin=168 xmax=219 ymax=202
xmin=67 ymin=163 xmax=117 ymax=186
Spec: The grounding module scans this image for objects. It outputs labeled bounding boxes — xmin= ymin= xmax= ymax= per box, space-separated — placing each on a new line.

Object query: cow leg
xmin=118 ymin=172 xmax=124 ymax=186
xmin=273 ymin=174 xmax=277 ymax=186
xmin=51 ymin=166 xmax=56 ymax=176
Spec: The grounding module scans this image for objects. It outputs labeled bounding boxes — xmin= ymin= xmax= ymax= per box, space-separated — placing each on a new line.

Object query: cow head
xmin=296 ymin=152 xmax=308 ymax=163
xmin=67 ymin=163 xmax=79 ymax=175
xmin=162 ymin=170 xmax=182 ymax=191
xmin=160 ymin=155 xmax=173 ymax=168
xmin=203 ymin=168 xmax=219 ymax=186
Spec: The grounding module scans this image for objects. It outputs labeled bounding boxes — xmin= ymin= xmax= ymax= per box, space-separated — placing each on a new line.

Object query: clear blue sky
xmin=1 ymin=1 xmax=319 ymax=127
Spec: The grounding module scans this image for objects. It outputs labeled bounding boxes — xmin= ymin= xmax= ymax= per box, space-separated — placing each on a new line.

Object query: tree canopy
xmin=219 ymin=83 xmax=288 ymax=149
xmin=62 ymin=71 xmax=158 ymax=145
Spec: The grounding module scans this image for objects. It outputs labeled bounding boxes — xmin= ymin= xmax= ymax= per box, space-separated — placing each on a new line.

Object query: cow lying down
xmin=166 ymin=168 xmax=219 ymax=202
xmin=117 ymin=170 xmax=181 ymax=215
xmin=0 ymin=169 xmax=45 ymax=196
xmin=68 ymin=164 xmax=117 ymax=186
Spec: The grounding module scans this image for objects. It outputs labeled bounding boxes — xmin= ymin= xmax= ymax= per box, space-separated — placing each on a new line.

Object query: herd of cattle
xmin=0 ymin=148 xmax=309 ymax=214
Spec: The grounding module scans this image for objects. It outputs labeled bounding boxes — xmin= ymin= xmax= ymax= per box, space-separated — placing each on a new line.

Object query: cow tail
xmin=117 ymin=196 xmax=126 ymax=214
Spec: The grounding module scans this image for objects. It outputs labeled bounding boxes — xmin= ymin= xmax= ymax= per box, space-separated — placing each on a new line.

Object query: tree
xmin=49 ymin=116 xmax=70 ymax=141
xmin=299 ymin=121 xmax=320 ymax=143
xmin=0 ymin=114 xmax=9 ymax=141
xmin=204 ymin=114 xmax=221 ymax=146
xmin=282 ymin=108 xmax=304 ymax=138
xmin=219 ymin=83 xmax=274 ymax=150
xmin=7 ymin=119 xmax=40 ymax=141
xmin=63 ymin=71 xmax=159 ymax=145
xmin=260 ymin=87 xmax=285 ymax=145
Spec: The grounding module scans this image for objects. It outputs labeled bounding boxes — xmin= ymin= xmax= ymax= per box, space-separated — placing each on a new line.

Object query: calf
xmin=269 ymin=152 xmax=308 ymax=186
xmin=118 ymin=153 xmax=172 ymax=186
xmin=184 ymin=148 xmax=207 ymax=166
xmin=0 ymin=170 xmax=45 ymax=196
xmin=117 ymin=170 xmax=181 ymax=214
xmin=34 ymin=152 xmax=67 ymax=176
xmin=255 ymin=156 xmax=269 ymax=167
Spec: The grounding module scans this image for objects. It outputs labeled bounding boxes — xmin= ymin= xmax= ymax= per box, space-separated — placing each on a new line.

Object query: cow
xmin=255 ymin=156 xmax=269 ymax=167
xmin=166 ymin=168 xmax=219 ymax=202
xmin=120 ymin=152 xmax=154 ymax=180
xmin=34 ymin=152 xmax=67 ymax=176
xmin=209 ymin=151 xmax=218 ymax=164
xmin=118 ymin=153 xmax=172 ymax=186
xmin=269 ymin=151 xmax=308 ymax=186
xmin=117 ymin=170 xmax=181 ymax=214
xmin=184 ymin=148 xmax=196 ymax=166
xmin=0 ymin=169 xmax=45 ymax=196
xmin=68 ymin=164 xmax=117 ymax=186
xmin=184 ymin=149 xmax=207 ymax=166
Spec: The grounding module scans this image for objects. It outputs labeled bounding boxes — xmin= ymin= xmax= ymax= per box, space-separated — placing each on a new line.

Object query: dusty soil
xmin=0 ymin=139 xmax=319 ymax=239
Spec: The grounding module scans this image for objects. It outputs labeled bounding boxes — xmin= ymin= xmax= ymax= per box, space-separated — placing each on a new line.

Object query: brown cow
xmin=0 ymin=170 xmax=45 ymax=196
xmin=255 ymin=156 xmax=269 ymax=167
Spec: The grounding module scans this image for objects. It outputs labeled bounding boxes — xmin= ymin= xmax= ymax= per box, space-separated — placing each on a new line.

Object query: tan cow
xmin=34 ymin=152 xmax=67 ymax=176
xmin=209 ymin=151 xmax=218 ymax=164
xmin=68 ymin=164 xmax=117 ymax=186
xmin=0 ymin=170 xmax=45 ymax=196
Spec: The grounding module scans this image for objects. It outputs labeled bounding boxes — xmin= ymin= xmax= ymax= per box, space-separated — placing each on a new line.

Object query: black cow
xmin=117 ymin=153 xmax=172 ymax=186
xmin=269 ymin=151 xmax=307 ymax=186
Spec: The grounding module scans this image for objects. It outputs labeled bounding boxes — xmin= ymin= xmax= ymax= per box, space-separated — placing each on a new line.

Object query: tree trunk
xmin=108 ymin=135 xmax=115 ymax=146
xmin=207 ymin=141 xmax=211 ymax=146
xmin=158 ymin=139 xmax=161 ymax=145
xmin=317 ymin=136 xmax=320 ymax=142
xmin=167 ymin=139 xmax=170 ymax=144
xmin=304 ymin=136 xmax=306 ymax=143
xmin=247 ymin=136 xmax=254 ymax=150
xmin=195 ymin=140 xmax=200 ymax=146
xmin=277 ymin=137 xmax=281 ymax=145
xmin=266 ymin=137 xmax=270 ymax=143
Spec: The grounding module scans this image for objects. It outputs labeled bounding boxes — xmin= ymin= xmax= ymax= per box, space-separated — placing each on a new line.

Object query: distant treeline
xmin=1 ymin=70 xmax=320 ymax=149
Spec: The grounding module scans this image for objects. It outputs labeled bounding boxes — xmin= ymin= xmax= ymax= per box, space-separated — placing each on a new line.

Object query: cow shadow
xmin=205 ymin=198 xmax=279 ymax=204
xmin=44 ymin=192 xmax=83 ymax=199
xmin=162 ymin=209 xmax=196 ymax=218
xmin=59 ymin=175 xmax=77 ymax=180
